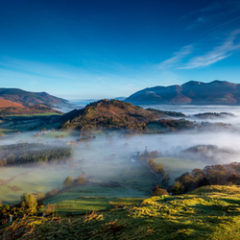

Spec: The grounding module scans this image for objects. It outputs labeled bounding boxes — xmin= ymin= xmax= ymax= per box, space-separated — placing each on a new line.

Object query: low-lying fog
xmin=1 ymin=105 xmax=240 ymax=204
xmin=145 ymin=104 xmax=240 ymax=125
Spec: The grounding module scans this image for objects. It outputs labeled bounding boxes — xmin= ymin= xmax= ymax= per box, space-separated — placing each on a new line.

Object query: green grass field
xmin=0 ymin=166 xmax=83 ymax=204
xmin=42 ymin=183 xmax=149 ymax=215
xmin=0 ymin=153 xmax=157 ymax=205
xmin=2 ymin=185 xmax=240 ymax=240
xmin=44 ymin=196 xmax=143 ymax=215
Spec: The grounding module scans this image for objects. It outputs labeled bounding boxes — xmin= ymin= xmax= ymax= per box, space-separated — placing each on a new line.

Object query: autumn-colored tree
xmin=21 ymin=193 xmax=38 ymax=215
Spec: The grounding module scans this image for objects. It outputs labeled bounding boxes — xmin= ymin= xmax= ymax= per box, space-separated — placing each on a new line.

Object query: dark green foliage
xmin=0 ymin=143 xmax=72 ymax=166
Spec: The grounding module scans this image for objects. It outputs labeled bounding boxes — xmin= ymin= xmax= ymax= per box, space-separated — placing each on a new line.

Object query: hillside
xmin=0 ymin=88 xmax=70 ymax=115
xmin=0 ymin=97 xmax=52 ymax=115
xmin=60 ymin=99 xmax=166 ymax=131
xmin=0 ymin=105 xmax=61 ymax=116
xmin=0 ymin=88 xmax=69 ymax=108
xmin=2 ymin=185 xmax=240 ymax=240
xmin=60 ymin=99 xmax=234 ymax=133
xmin=126 ymin=80 xmax=240 ymax=105
xmin=0 ymin=98 xmax=25 ymax=109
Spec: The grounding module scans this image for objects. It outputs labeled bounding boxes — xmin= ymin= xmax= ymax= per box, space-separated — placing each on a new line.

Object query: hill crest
xmin=61 ymin=99 xmax=164 ymax=131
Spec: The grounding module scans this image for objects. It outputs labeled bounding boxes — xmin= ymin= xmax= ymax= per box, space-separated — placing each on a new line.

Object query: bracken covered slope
xmin=60 ymin=99 xmax=165 ymax=131
xmin=0 ymin=88 xmax=69 ymax=115
xmin=0 ymin=88 xmax=68 ymax=107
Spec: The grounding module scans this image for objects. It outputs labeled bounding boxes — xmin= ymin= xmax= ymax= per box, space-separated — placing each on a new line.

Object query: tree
xmin=75 ymin=175 xmax=87 ymax=185
xmin=21 ymin=193 xmax=38 ymax=215
xmin=171 ymin=181 xmax=184 ymax=195
xmin=63 ymin=176 xmax=73 ymax=187
xmin=153 ymin=185 xmax=169 ymax=196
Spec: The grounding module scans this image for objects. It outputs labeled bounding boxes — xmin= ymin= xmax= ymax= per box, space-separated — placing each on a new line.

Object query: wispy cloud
xmin=179 ymin=29 xmax=240 ymax=69
xmin=158 ymin=45 xmax=193 ymax=69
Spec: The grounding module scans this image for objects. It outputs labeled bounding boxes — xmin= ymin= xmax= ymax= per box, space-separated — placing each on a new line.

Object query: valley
xmin=1 ymin=99 xmax=240 ymax=239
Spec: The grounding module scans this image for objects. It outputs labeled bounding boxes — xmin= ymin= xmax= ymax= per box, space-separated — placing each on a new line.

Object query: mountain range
xmin=126 ymin=80 xmax=240 ymax=105
xmin=1 ymin=80 xmax=240 ymax=116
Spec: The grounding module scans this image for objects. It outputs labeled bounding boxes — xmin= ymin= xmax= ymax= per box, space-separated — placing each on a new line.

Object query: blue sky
xmin=0 ymin=0 xmax=240 ymax=99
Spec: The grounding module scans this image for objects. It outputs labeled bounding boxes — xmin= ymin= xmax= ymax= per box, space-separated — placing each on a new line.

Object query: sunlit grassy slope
xmin=2 ymin=185 xmax=240 ymax=240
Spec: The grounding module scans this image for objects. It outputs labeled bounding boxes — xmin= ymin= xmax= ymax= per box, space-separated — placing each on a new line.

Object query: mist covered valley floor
xmin=2 ymin=103 xmax=240 ymax=239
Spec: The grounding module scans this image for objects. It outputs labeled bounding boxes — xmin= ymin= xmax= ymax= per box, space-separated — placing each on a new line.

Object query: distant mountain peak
xmin=183 ymin=80 xmax=202 ymax=85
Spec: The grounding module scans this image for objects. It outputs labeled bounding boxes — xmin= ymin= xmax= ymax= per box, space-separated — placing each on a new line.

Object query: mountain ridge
xmin=0 ymin=88 xmax=68 ymax=107
xmin=0 ymin=88 xmax=70 ymax=115
xmin=126 ymin=80 xmax=240 ymax=105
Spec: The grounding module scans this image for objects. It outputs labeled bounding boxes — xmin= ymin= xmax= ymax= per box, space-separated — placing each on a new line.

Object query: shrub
xmin=152 ymin=185 xmax=169 ymax=196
